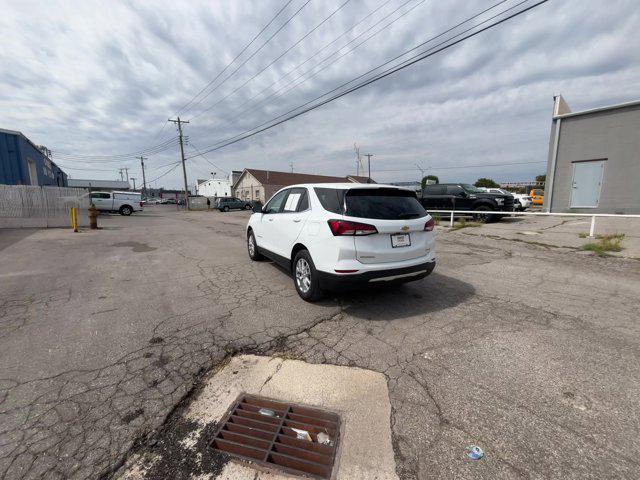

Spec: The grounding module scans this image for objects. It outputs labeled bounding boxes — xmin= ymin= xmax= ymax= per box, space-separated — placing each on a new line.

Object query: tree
xmin=474 ymin=178 xmax=500 ymax=188
xmin=421 ymin=175 xmax=439 ymax=189
xmin=535 ymin=174 xmax=546 ymax=184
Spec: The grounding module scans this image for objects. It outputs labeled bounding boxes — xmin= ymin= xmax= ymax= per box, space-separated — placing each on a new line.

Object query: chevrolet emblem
xmin=401 ymin=225 xmax=410 ymax=231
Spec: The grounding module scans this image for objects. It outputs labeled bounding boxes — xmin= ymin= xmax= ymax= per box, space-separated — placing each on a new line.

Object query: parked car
xmin=246 ymin=184 xmax=436 ymax=301
xmin=420 ymin=183 xmax=514 ymax=222
xmin=145 ymin=198 xmax=162 ymax=205
xmin=530 ymin=189 xmax=545 ymax=205
xmin=217 ymin=197 xmax=252 ymax=212
xmin=90 ymin=191 xmax=143 ymax=216
xmin=160 ymin=198 xmax=177 ymax=204
xmin=479 ymin=187 xmax=533 ymax=211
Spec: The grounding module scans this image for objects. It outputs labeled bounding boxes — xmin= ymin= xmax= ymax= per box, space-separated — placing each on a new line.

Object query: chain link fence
xmin=0 ymin=185 xmax=89 ymax=228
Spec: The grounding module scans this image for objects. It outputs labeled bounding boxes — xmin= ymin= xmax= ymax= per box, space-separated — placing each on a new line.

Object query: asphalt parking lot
xmin=1 ymin=205 xmax=639 ymax=479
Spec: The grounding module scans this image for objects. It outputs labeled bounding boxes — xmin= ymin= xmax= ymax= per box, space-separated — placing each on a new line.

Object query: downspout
xmin=546 ymin=117 xmax=561 ymax=212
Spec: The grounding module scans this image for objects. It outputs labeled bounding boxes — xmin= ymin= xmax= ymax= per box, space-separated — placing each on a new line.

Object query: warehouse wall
xmin=0 ymin=131 xmax=67 ymax=187
xmin=547 ymin=103 xmax=640 ymax=214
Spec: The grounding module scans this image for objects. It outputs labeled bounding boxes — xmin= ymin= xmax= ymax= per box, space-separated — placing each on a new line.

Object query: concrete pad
xmin=120 ymin=354 xmax=398 ymax=479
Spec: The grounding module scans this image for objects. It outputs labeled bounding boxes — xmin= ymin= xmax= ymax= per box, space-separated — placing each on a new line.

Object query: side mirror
xmin=458 ymin=191 xmax=468 ymax=198
xmin=252 ymin=202 xmax=263 ymax=213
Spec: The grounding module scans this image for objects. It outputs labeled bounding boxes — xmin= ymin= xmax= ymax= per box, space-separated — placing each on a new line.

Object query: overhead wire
xmin=181 ymin=0 xmax=314 ymax=118
xmin=186 ymin=0 xmax=545 ymax=159
xmin=188 ymin=0 xmax=353 ymax=121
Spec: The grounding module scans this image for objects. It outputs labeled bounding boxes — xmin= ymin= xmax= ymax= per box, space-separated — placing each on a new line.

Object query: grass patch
xmin=582 ymin=233 xmax=625 ymax=257
xmin=451 ymin=218 xmax=482 ymax=230
xmin=432 ymin=213 xmax=441 ymax=226
xmin=578 ymin=232 xmax=588 ymax=238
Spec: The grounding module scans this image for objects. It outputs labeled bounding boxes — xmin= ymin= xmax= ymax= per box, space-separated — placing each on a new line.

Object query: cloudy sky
xmin=2 ymin=0 xmax=639 ymax=188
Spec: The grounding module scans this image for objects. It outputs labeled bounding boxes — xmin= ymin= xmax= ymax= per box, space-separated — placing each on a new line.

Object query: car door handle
xmin=268 ymin=218 xmax=274 ymax=222
xmin=293 ymin=218 xmax=301 ymax=223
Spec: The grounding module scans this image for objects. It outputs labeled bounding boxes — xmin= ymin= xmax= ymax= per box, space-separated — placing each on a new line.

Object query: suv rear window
xmin=345 ymin=188 xmax=426 ymax=220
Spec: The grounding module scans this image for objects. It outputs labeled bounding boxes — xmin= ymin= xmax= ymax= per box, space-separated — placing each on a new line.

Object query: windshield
xmin=462 ymin=184 xmax=486 ymax=193
xmin=344 ymin=188 xmax=426 ymax=220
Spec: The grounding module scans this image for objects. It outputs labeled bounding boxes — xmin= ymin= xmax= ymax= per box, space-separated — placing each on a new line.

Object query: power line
xmin=182 ymin=0 xmax=313 ymax=118
xmin=52 ymin=137 xmax=180 ymax=160
xmin=223 ymin=0 xmax=396 ymax=124
xmin=225 ymin=0 xmax=425 ymax=126
xmin=188 ymin=0 xmax=353 ymax=121
xmin=186 ymin=0 xmax=546 ymax=159
xmin=187 ymin=142 xmax=229 ymax=175
xmin=175 ymin=0 xmax=296 ymax=117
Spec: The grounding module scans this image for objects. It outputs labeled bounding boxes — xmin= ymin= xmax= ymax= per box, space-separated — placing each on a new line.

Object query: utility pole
xmin=140 ymin=156 xmax=148 ymax=197
xmin=118 ymin=169 xmax=124 ymax=181
xmin=119 ymin=167 xmax=130 ymax=183
xmin=168 ymin=117 xmax=190 ymax=210
xmin=290 ymin=161 xmax=294 ymax=173
xmin=131 ymin=177 xmax=137 ymax=190
xmin=364 ymin=154 xmax=373 ymax=182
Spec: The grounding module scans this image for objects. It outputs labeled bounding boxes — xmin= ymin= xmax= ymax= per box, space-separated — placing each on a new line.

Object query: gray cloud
xmin=1 ymin=0 xmax=639 ymax=187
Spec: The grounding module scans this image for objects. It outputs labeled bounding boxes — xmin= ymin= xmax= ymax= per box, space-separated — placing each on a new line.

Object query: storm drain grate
xmin=211 ymin=394 xmax=340 ymax=479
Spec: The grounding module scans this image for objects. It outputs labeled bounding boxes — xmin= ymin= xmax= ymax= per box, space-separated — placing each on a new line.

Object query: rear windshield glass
xmin=345 ymin=188 xmax=426 ymax=220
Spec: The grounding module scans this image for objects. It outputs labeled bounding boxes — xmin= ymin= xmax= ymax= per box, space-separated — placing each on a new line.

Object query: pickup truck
xmin=420 ymin=183 xmax=514 ymax=222
xmin=90 ymin=191 xmax=143 ymax=216
xmin=480 ymin=187 xmax=533 ymax=211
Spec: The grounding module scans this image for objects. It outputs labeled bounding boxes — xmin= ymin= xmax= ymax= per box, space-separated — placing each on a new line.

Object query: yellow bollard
xmin=71 ymin=207 xmax=78 ymax=232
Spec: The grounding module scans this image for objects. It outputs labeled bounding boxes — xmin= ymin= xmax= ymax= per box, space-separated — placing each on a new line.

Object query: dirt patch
xmin=112 ymin=241 xmax=157 ymax=252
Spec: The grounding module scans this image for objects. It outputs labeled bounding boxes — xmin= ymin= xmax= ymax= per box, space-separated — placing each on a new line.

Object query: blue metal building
xmin=0 ymin=128 xmax=68 ymax=186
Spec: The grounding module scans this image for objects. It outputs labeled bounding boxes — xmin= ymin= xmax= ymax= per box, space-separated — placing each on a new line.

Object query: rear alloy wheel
xmin=247 ymin=231 xmax=264 ymax=261
xmin=223 ymin=206 xmax=229 ymax=212
xmin=472 ymin=205 xmax=492 ymax=223
xmin=245 ymin=204 xmax=252 ymax=210
xmin=120 ymin=205 xmax=133 ymax=216
xmin=293 ymin=250 xmax=323 ymax=302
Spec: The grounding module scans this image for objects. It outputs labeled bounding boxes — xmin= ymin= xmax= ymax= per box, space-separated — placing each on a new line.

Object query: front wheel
xmin=293 ymin=250 xmax=324 ymax=302
xmin=120 ymin=205 xmax=133 ymax=216
xmin=472 ymin=205 xmax=492 ymax=222
xmin=222 ymin=206 xmax=229 ymax=212
xmin=245 ymin=204 xmax=252 ymax=210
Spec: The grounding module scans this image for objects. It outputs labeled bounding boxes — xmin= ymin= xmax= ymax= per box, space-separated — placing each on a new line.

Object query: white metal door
xmin=570 ymin=160 xmax=604 ymax=208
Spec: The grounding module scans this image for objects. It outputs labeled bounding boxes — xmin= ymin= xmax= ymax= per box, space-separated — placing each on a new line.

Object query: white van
xmin=90 ymin=191 xmax=143 ymax=216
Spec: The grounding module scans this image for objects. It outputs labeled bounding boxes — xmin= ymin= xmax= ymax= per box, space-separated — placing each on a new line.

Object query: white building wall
xmin=234 ymin=172 xmax=265 ymax=203
xmin=196 ymin=179 xmax=232 ymax=198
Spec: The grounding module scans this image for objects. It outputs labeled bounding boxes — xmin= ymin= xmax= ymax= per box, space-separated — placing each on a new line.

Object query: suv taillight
xmin=327 ymin=219 xmax=377 ymax=236
xmin=424 ymin=218 xmax=435 ymax=231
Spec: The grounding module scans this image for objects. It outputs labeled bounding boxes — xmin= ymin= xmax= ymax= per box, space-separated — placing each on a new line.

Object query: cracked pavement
xmin=1 ymin=206 xmax=639 ymax=479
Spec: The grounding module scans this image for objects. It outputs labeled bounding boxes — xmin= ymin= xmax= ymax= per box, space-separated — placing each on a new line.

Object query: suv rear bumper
xmin=317 ymin=260 xmax=436 ymax=291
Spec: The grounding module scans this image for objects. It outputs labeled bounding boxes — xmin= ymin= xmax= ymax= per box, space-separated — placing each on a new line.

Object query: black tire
xmin=472 ymin=205 xmax=493 ymax=223
xmin=245 ymin=204 xmax=252 ymax=210
xmin=247 ymin=231 xmax=264 ymax=261
xmin=223 ymin=206 xmax=229 ymax=212
xmin=292 ymin=250 xmax=324 ymax=302
xmin=120 ymin=205 xmax=133 ymax=216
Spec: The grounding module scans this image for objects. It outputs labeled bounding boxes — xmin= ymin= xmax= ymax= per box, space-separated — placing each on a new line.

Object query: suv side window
xmin=282 ymin=188 xmax=308 ymax=213
xmin=424 ymin=185 xmax=446 ymax=195
xmin=297 ymin=190 xmax=309 ymax=212
xmin=91 ymin=193 xmax=110 ymax=199
xmin=446 ymin=186 xmax=465 ymax=196
xmin=314 ymin=188 xmax=344 ymax=214
xmin=264 ymin=189 xmax=289 ymax=214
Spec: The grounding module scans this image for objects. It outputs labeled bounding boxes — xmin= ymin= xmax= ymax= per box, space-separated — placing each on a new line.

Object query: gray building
xmin=545 ymin=95 xmax=640 ymax=214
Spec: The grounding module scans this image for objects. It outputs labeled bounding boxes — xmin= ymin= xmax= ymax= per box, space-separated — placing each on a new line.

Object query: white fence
xmin=427 ymin=209 xmax=640 ymax=238
xmin=0 ymin=185 xmax=89 ymax=228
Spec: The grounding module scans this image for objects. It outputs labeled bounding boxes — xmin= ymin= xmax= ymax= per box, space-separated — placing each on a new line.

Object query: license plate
xmin=391 ymin=233 xmax=411 ymax=248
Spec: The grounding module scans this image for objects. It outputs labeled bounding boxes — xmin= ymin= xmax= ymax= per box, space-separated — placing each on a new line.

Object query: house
xmin=232 ymin=169 xmax=374 ymax=203
xmin=195 ymin=177 xmax=233 ymax=198
xmin=67 ymin=179 xmax=131 ymax=191
xmin=545 ymin=95 xmax=640 ymax=214
xmin=0 ymin=128 xmax=67 ymax=186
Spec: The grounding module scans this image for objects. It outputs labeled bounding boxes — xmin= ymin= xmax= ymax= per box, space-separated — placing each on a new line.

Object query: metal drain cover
xmin=211 ymin=394 xmax=340 ymax=479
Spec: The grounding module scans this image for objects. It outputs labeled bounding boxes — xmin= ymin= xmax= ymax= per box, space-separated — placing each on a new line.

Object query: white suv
xmin=246 ymin=183 xmax=436 ymax=301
